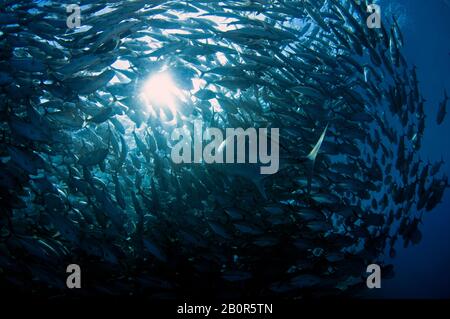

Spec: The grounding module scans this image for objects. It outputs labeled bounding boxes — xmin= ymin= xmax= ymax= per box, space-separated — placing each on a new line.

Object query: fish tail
xmin=81 ymin=119 xmax=89 ymax=129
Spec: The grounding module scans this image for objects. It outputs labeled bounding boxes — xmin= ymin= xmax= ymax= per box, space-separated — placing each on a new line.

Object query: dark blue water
xmin=372 ymin=0 xmax=450 ymax=298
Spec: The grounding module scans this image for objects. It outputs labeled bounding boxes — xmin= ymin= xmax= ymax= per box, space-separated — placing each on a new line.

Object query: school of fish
xmin=0 ymin=0 xmax=448 ymax=299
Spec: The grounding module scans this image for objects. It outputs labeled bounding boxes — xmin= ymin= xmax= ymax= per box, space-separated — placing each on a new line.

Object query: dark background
xmin=368 ymin=0 xmax=450 ymax=298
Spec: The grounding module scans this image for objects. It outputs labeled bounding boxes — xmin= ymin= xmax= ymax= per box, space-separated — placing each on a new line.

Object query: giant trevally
xmin=0 ymin=0 xmax=448 ymax=301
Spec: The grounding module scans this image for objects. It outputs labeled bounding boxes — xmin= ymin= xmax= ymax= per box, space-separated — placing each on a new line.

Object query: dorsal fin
xmin=307 ymin=124 xmax=329 ymax=162
xmin=306 ymin=124 xmax=329 ymax=195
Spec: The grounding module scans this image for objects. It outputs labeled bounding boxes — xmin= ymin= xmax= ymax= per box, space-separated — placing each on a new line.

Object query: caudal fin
xmin=306 ymin=124 xmax=329 ymax=194
xmin=307 ymin=124 xmax=329 ymax=162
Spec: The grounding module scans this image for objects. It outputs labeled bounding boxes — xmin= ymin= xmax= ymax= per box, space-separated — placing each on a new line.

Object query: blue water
xmin=372 ymin=0 xmax=450 ymax=298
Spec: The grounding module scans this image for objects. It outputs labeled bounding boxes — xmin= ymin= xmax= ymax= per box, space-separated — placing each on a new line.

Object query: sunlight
xmin=140 ymin=71 xmax=185 ymax=120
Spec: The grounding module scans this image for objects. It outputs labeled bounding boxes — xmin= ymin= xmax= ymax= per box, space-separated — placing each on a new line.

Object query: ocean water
xmin=1 ymin=0 xmax=449 ymax=302
xmin=374 ymin=0 xmax=450 ymax=299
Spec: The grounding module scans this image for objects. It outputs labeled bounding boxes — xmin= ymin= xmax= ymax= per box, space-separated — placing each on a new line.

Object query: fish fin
xmin=305 ymin=124 xmax=329 ymax=194
xmin=306 ymin=123 xmax=329 ymax=162
xmin=81 ymin=118 xmax=89 ymax=129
